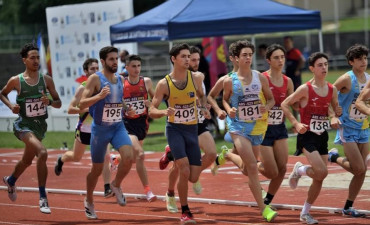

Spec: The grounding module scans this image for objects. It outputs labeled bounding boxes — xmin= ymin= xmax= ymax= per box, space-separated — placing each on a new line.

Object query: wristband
xmin=48 ymin=99 xmax=53 ymax=106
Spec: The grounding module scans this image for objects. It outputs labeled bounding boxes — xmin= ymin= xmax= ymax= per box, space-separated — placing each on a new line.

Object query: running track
xmin=0 ymin=148 xmax=369 ymax=224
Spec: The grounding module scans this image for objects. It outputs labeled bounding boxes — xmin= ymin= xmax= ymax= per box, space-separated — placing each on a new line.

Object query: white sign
xmin=46 ymin=0 xmax=136 ymax=116
xmin=0 ymin=90 xmax=18 ymax=118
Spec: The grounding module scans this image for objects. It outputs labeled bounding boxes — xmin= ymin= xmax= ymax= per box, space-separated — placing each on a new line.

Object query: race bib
xmin=197 ymin=106 xmax=205 ymax=123
xmin=25 ymin=98 xmax=46 ymax=117
xmin=173 ymin=103 xmax=196 ymax=123
xmin=349 ymin=102 xmax=367 ymax=120
xmin=102 ymin=103 xmax=123 ymax=123
xmin=309 ymin=114 xmax=330 ymax=134
xmin=268 ymin=106 xmax=284 ymax=125
xmin=125 ymin=97 xmax=145 ymax=115
xmin=238 ymin=100 xmax=262 ymax=121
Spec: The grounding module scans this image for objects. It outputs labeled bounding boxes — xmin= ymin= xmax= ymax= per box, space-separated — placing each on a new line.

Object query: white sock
xmin=297 ymin=165 xmax=308 ymax=176
xmin=301 ymin=201 xmax=312 ymax=215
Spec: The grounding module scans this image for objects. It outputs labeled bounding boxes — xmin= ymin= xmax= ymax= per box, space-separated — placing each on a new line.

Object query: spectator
xmin=119 ymin=49 xmax=129 ymax=77
xmin=196 ymin=44 xmax=210 ymax=94
xmin=258 ymin=44 xmax=269 ymax=72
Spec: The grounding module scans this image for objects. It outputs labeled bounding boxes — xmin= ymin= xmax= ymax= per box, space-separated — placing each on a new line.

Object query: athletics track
xmin=0 ymin=148 xmax=369 ymax=224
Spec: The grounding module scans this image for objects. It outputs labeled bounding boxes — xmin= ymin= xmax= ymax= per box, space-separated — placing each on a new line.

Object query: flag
xmin=37 ymin=33 xmax=48 ymax=75
xmin=46 ymin=45 xmax=52 ymax=76
xmin=202 ymin=37 xmax=212 ymax=63
xmin=209 ymin=36 xmax=228 ymax=87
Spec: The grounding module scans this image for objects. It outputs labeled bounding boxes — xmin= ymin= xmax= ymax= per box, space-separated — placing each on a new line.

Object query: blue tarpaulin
xmin=110 ymin=0 xmax=321 ymax=44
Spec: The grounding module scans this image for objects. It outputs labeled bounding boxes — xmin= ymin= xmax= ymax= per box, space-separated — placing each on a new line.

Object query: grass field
xmin=0 ymin=69 xmax=355 ymax=156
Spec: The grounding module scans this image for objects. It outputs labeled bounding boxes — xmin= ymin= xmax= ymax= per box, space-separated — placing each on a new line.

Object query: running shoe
xmin=342 ymin=207 xmax=366 ymax=218
xmin=110 ymin=182 xmax=126 ymax=206
xmin=262 ymin=205 xmax=278 ymax=222
xmin=159 ymin=145 xmax=172 ymax=170
xmin=54 ymin=155 xmax=63 ymax=176
xmin=192 ymin=180 xmax=202 ymax=195
xmin=165 ymin=192 xmax=178 ymax=213
xmin=288 ymin=161 xmax=303 ymax=189
xmin=146 ymin=190 xmax=157 ymax=202
xmin=3 ymin=176 xmax=16 ymax=202
xmin=180 ymin=210 xmax=196 ymax=224
xmin=328 ymin=148 xmax=339 ymax=163
xmin=210 ymin=162 xmax=219 ymax=176
xmin=110 ymin=154 xmax=119 ymax=171
xmin=84 ymin=198 xmax=97 ymax=219
xmin=39 ymin=198 xmax=51 ymax=214
xmin=217 ymin=145 xmax=229 ymax=166
xmin=300 ymin=213 xmax=318 ymax=224
xmin=104 ymin=186 xmax=114 ymax=198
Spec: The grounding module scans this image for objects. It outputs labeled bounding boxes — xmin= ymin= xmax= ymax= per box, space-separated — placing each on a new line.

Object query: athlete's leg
xmin=112 ymin=145 xmax=133 ymax=187
xmin=102 ymin=146 xmax=111 ymax=185
xmin=198 ymin=131 xmax=217 ymax=171
xmin=268 ymin=139 xmax=288 ymax=195
xmin=61 ymin=139 xmax=86 ymax=163
xmin=131 ymin=136 xmax=149 ymax=187
xmin=86 ymin=162 xmax=104 ymax=204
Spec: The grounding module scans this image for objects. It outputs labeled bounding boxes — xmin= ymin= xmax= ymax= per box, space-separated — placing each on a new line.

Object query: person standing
xmin=283 ymin=36 xmax=306 ymax=121
xmin=149 ymin=43 xmax=210 ymax=224
xmin=1 ymin=43 xmax=61 ymax=214
xmin=79 ymin=46 xmax=134 ymax=219
xmin=122 ymin=54 xmax=157 ymax=202
xmin=54 ymin=58 xmax=113 ymax=198
xmin=329 ymin=44 xmax=369 ymax=218
xmin=282 ymin=52 xmax=341 ymax=224
xmin=119 ymin=49 xmax=129 ymax=77
xmin=222 ymin=40 xmax=277 ymax=222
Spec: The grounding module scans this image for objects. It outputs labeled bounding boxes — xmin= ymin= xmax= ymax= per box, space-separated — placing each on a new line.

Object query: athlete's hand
xmin=40 ymin=91 xmax=50 ymax=106
xmin=201 ymin=108 xmax=211 ymax=119
xmin=216 ymin=109 xmax=227 ymax=120
xmin=166 ymin=107 xmax=175 ymax=116
xmin=294 ymin=122 xmax=308 ymax=134
xmin=126 ymin=105 xmax=136 ymax=117
xmin=11 ymin=104 xmax=20 ymax=114
xmin=99 ymin=85 xmax=110 ymax=99
xmin=144 ymin=100 xmax=151 ymax=108
xmin=260 ymin=105 xmax=267 ymax=114
xmin=334 ymin=103 xmax=342 ymax=117
xmin=228 ymin=107 xmax=237 ymax=118
xmin=330 ymin=117 xmax=341 ymax=129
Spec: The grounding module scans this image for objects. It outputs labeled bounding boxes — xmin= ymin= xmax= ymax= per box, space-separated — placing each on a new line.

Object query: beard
xmin=105 ymin=64 xmax=117 ymax=73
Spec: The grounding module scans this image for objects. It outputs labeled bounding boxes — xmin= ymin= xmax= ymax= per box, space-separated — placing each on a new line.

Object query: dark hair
xmin=83 ymin=58 xmax=98 ymax=71
xmin=283 ymin=36 xmax=293 ymax=41
xmin=169 ymin=43 xmax=190 ymax=64
xmin=258 ymin=44 xmax=268 ymax=50
xmin=190 ymin=46 xmax=201 ymax=55
xmin=228 ymin=42 xmax=237 ymax=56
xmin=308 ymin=52 xmax=328 ymax=67
xmin=126 ymin=54 xmax=142 ymax=64
xmin=265 ymin=44 xmax=286 ymax=60
xmin=20 ymin=43 xmax=39 ymax=58
xmin=232 ymin=40 xmax=255 ymax=57
xmin=345 ymin=44 xmax=369 ymax=65
xmin=99 ymin=46 xmax=118 ymax=60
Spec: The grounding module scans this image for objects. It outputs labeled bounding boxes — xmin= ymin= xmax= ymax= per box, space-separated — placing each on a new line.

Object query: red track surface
xmin=0 ymin=148 xmax=369 ymax=224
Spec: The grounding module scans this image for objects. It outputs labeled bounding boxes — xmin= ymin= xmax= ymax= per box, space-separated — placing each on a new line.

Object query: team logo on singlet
xmin=251 ymin=84 xmax=259 ymax=90
xmin=188 ymin=92 xmax=195 ymax=98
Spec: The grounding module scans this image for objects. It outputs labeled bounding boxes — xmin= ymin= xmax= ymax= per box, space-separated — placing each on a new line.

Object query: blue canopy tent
xmin=110 ymin=0 xmax=322 ymax=50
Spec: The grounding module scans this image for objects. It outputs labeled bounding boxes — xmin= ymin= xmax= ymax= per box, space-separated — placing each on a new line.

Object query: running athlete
xmin=223 ymin=40 xmax=277 ymax=222
xmin=54 ymin=58 xmax=113 ymax=198
xmin=159 ymin=46 xmax=217 ymax=213
xmin=1 ymin=43 xmax=61 ymax=214
xmin=149 ymin=43 xmax=210 ymax=224
xmin=258 ymin=44 xmax=294 ymax=206
xmin=79 ymin=46 xmax=134 ymax=219
xmin=122 ymin=54 xmax=156 ymax=202
xmin=282 ymin=52 xmax=341 ymax=224
xmin=329 ymin=44 xmax=369 ymax=218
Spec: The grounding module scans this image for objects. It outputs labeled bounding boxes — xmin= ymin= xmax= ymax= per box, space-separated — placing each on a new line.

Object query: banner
xmin=209 ymin=37 xmax=228 ymax=87
xmin=46 ymin=0 xmax=136 ymax=115
xmin=37 ymin=34 xmax=48 ymax=75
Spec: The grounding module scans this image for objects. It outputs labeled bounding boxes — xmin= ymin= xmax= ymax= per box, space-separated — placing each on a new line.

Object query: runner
xmin=282 ymin=52 xmax=341 ymax=224
xmin=79 ymin=46 xmax=134 ymax=219
xmin=329 ymin=44 xmax=369 ymax=217
xmin=222 ymin=40 xmax=277 ymax=222
xmin=149 ymin=43 xmax=210 ymax=224
xmin=1 ymin=42 xmax=61 ymax=214
xmin=54 ymin=58 xmax=113 ymax=198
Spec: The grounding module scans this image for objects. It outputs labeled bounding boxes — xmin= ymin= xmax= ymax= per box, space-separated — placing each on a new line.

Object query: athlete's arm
xmin=222 ymin=77 xmax=236 ymax=118
xmin=0 ymin=76 xmax=20 ymax=114
xmin=44 ymin=75 xmax=61 ymax=108
xmin=80 ymin=74 xmax=109 ymax=110
xmin=355 ymin=82 xmax=370 ymax=115
xmin=148 ymin=78 xmax=172 ymax=119
xmin=67 ymin=85 xmax=88 ymax=114
xmin=286 ymin=77 xmax=299 ymax=111
xmin=330 ymin=86 xmax=342 ymax=129
xmin=281 ymin=84 xmax=308 ymax=134
xmin=144 ymin=77 xmax=155 ymax=99
xmin=259 ymin=73 xmax=275 ymax=113
xmin=193 ymin=72 xmax=210 ymax=119
xmin=207 ymin=76 xmax=227 ymax=119
xmin=333 ymin=73 xmax=351 ymax=94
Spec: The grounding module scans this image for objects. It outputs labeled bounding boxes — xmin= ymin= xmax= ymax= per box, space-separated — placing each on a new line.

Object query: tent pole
xmin=365 ymin=0 xmax=369 ymax=47
xmin=318 ymin=30 xmax=323 ymax=52
xmin=251 ymin=35 xmax=257 ymax=71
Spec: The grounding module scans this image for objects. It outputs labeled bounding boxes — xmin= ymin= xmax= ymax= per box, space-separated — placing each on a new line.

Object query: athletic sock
xmin=7 ymin=175 xmax=17 ymax=186
xmin=344 ymin=200 xmax=353 ymax=210
xmin=104 ymin=183 xmax=110 ymax=191
xmin=330 ymin=154 xmax=339 ymax=163
xmin=39 ymin=186 xmax=47 ymax=199
xmin=297 ymin=165 xmax=308 ymax=176
xmin=301 ymin=201 xmax=311 ymax=215
xmin=144 ymin=185 xmax=151 ymax=194
xmin=264 ymin=192 xmax=274 ymax=205
xmin=167 ymin=190 xmax=175 ymax=197
xmin=215 ymin=156 xmax=220 ymax=166
xmin=58 ymin=156 xmax=64 ymax=166
xmin=181 ymin=205 xmax=190 ymax=214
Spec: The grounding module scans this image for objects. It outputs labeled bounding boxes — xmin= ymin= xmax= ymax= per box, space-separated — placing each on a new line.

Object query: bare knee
xmin=314 ymin=168 xmax=328 ymax=181
xmin=352 ymin=165 xmax=366 ymax=177
xmin=178 ymin=166 xmax=190 ymax=180
xmin=277 ymin=165 xmax=287 ymax=177
xmin=265 ymin=169 xmax=279 ymax=179
xmin=205 ymin=151 xmax=217 ymax=162
xmin=37 ymin=148 xmax=48 ymax=162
